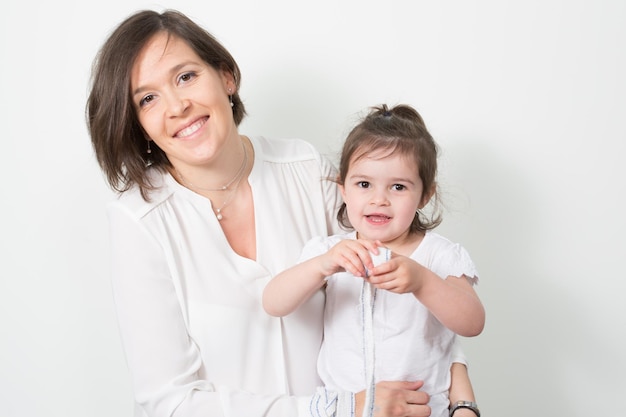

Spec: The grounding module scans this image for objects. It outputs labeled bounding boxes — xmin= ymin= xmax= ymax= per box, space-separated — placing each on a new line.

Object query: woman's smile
xmin=174 ymin=116 xmax=209 ymax=139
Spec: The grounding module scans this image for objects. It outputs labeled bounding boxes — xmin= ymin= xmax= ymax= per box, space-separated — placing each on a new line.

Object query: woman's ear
xmin=221 ymin=69 xmax=236 ymax=93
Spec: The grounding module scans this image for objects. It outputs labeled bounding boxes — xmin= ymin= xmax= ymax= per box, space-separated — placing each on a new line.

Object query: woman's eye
xmin=357 ymin=181 xmax=370 ymax=189
xmin=139 ymin=94 xmax=154 ymax=107
xmin=178 ymin=72 xmax=196 ymax=84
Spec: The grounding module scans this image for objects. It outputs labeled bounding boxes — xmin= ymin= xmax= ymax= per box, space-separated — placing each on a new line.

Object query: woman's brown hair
xmin=86 ymin=9 xmax=246 ymax=200
xmin=336 ymin=104 xmax=442 ymax=233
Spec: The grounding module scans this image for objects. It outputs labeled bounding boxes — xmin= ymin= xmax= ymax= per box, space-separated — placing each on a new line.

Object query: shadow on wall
xmin=437 ymin=138 xmax=617 ymax=417
xmin=239 ymin=62 xmax=376 ymax=160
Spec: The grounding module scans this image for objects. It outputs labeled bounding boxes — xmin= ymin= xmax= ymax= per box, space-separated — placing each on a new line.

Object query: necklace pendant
xmin=216 ymin=209 xmax=223 ymax=221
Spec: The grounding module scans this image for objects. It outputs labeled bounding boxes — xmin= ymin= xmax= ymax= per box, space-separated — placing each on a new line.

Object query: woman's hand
xmin=355 ymin=381 xmax=431 ymax=417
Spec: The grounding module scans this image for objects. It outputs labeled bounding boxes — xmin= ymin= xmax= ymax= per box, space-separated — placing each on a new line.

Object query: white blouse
xmin=107 ymin=136 xmax=342 ymax=417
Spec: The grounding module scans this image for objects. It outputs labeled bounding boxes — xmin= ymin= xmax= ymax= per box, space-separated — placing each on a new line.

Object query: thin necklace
xmin=176 ymin=139 xmax=249 ymax=221
xmin=213 ymin=166 xmax=245 ymax=221
xmin=213 ymin=143 xmax=247 ymax=220
xmin=175 ymin=139 xmax=247 ymax=192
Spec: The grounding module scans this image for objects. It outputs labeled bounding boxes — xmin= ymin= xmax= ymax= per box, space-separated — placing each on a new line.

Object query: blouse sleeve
xmin=450 ymin=338 xmax=468 ymax=366
xmin=109 ymin=201 xmax=221 ymax=416
xmin=318 ymin=153 xmax=343 ymax=236
xmin=444 ymin=243 xmax=479 ymax=285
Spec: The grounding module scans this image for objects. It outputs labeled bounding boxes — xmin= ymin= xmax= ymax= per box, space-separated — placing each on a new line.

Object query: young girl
xmin=263 ymin=104 xmax=485 ymax=417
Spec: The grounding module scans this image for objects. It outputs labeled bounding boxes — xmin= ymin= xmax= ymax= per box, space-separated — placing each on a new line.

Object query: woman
xmin=86 ymin=9 xmax=479 ymax=417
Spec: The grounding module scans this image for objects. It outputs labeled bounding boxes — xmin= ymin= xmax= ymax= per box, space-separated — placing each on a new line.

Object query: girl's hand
xmin=367 ymin=254 xmax=426 ymax=294
xmin=355 ymin=380 xmax=431 ymax=417
xmin=368 ymin=253 xmax=485 ymax=336
xmin=318 ymin=239 xmax=380 ymax=277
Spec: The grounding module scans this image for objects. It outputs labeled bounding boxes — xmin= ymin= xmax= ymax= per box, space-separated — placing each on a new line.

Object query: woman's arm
xmin=109 ymin=202 xmax=224 ymax=416
xmin=449 ymin=363 xmax=480 ymax=417
xmin=448 ymin=338 xmax=480 ymax=417
xmin=449 ymin=362 xmax=475 ymax=404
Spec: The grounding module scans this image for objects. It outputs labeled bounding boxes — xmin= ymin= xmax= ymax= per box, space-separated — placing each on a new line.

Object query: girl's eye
xmin=357 ymin=181 xmax=370 ymax=189
xmin=392 ymin=184 xmax=406 ymax=191
xmin=139 ymin=94 xmax=155 ymax=107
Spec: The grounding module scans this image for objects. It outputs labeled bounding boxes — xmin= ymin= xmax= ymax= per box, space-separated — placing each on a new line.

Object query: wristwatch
xmin=449 ymin=400 xmax=480 ymax=417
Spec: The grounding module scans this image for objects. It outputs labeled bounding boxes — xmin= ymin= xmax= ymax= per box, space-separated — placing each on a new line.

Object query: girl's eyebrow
xmin=391 ymin=177 xmax=416 ymax=185
xmin=348 ymin=173 xmax=416 ymax=185
xmin=346 ymin=173 xmax=374 ymax=183
xmin=348 ymin=172 xmax=372 ymax=179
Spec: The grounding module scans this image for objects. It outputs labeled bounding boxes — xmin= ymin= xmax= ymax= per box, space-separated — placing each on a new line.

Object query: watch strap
xmin=450 ymin=400 xmax=480 ymax=417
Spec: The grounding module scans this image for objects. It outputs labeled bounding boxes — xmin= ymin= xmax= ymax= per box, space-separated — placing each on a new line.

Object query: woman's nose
xmin=165 ymin=94 xmax=190 ymax=117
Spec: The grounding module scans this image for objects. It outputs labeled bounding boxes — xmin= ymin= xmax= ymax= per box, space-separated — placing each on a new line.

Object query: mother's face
xmin=130 ymin=32 xmax=237 ymax=171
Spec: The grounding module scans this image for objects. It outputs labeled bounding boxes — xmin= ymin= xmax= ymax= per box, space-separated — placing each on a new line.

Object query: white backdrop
xmin=1 ymin=1 xmax=625 ymax=416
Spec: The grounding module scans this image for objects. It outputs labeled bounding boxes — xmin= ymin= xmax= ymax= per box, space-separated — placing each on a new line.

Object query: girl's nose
xmin=370 ymin=189 xmax=390 ymax=206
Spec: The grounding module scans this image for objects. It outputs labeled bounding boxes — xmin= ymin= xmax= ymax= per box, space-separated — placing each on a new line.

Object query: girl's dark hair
xmin=86 ymin=9 xmax=246 ymax=200
xmin=337 ymin=104 xmax=442 ymax=233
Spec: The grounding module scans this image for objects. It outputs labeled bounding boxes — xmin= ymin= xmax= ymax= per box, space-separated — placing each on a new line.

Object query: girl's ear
xmin=337 ymin=184 xmax=346 ymax=201
xmin=418 ymin=182 xmax=437 ymax=209
xmin=338 ymin=179 xmax=347 ymax=201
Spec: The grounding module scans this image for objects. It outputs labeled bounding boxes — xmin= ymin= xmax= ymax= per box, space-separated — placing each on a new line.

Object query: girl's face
xmin=340 ymin=149 xmax=427 ymax=247
xmin=130 ymin=32 xmax=237 ymax=171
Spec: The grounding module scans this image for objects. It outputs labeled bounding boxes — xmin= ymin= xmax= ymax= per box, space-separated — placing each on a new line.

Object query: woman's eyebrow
xmin=132 ymin=61 xmax=199 ymax=96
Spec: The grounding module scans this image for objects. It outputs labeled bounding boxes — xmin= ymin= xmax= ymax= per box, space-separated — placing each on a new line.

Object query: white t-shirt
xmin=299 ymin=231 xmax=479 ymax=417
xmin=107 ymin=136 xmax=342 ymax=417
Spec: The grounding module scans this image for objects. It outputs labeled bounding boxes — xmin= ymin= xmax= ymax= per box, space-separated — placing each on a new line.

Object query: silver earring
xmin=145 ymin=140 xmax=153 ymax=167
xmin=228 ymin=88 xmax=234 ymax=107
